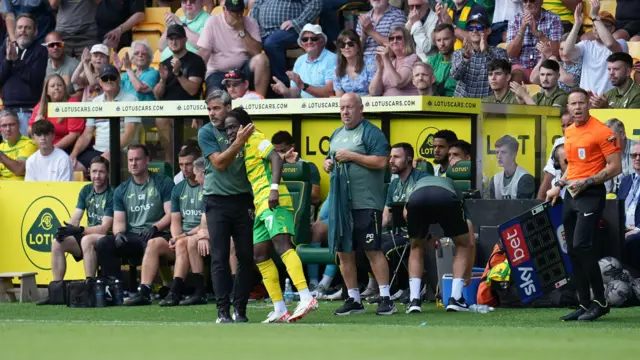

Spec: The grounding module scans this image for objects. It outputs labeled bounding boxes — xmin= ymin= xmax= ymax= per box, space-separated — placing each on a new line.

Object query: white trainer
xmin=288 ymin=298 xmax=319 ymax=323
xmin=262 ymin=310 xmax=291 ymax=324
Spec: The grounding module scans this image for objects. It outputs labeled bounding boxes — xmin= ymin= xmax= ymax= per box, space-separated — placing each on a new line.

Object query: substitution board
xmin=498 ymin=202 xmax=572 ymax=304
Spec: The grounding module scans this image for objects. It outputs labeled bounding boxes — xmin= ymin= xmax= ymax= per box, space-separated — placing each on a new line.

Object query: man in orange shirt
xmin=547 ymin=88 xmax=622 ymax=322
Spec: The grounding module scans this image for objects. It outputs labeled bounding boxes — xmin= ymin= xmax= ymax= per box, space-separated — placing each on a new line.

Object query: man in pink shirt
xmin=197 ymin=0 xmax=269 ymax=97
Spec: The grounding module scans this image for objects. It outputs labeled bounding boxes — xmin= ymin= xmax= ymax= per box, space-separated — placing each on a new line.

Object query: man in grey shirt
xmin=44 ymin=31 xmax=82 ymax=97
xmin=49 ymin=0 xmax=99 ymax=58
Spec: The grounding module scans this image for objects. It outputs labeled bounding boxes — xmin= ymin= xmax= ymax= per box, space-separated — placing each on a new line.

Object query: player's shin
xmin=408 ymin=238 xmax=426 ymax=300
xmin=281 ymin=248 xmax=312 ymax=302
xmin=451 ymin=232 xmax=474 ymax=300
xmin=257 ymin=258 xmax=285 ymax=310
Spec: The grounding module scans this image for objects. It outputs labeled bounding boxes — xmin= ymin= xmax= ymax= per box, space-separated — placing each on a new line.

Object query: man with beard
xmin=427 ymin=23 xmax=456 ymax=97
xmin=590 ymin=52 xmax=640 ymax=109
xmin=511 ymin=59 xmax=568 ymax=107
xmin=483 ymin=59 xmax=519 ymax=104
xmin=44 ymin=31 xmax=82 ymax=98
xmin=432 ymin=130 xmax=458 ymax=177
xmin=0 ymin=13 xmax=47 ymax=136
xmin=412 ymin=62 xmax=437 ymax=96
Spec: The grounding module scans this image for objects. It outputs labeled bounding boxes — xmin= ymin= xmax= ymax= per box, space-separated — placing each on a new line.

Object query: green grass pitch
xmin=0 ymin=302 xmax=638 ymax=359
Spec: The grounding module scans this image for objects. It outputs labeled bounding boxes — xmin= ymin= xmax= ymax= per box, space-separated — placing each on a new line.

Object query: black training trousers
xmin=95 ymin=232 xmax=146 ymax=279
xmin=562 ymin=184 xmax=606 ymax=306
xmin=204 ymin=193 xmax=255 ymax=311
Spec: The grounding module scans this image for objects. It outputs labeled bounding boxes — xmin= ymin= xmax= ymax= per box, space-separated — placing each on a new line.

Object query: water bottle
xmin=112 ymin=279 xmax=124 ymax=306
xmin=95 ymin=280 xmax=106 ymax=308
xmin=469 ymin=304 xmax=494 ymax=314
xmin=284 ymin=278 xmax=294 ymax=305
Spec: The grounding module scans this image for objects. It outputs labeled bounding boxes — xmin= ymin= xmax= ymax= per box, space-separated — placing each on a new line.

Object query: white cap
xmin=90 ymin=44 xmax=110 ymax=56
xmin=297 ymin=24 xmax=327 ymax=47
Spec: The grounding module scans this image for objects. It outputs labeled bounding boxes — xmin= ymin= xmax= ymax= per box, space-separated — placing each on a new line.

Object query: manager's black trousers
xmin=562 ymin=185 xmax=606 ymax=306
xmin=205 ymin=194 xmax=255 ymax=311
xmin=96 ymin=232 xmax=146 ymax=279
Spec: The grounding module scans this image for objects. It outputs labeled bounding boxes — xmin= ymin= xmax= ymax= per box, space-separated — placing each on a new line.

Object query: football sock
xmin=299 ymin=288 xmax=312 ymax=303
xmin=192 ymin=273 xmax=205 ymax=296
xmin=281 ymin=249 xmax=309 ymax=293
xmin=257 ymin=259 xmax=283 ymax=302
xmin=347 ymin=288 xmax=361 ymax=303
xmin=139 ymin=284 xmax=152 ymax=297
xmin=307 ymin=243 xmax=321 ymax=286
xmin=452 ymin=278 xmax=464 ymax=301
xmin=379 ymin=284 xmax=390 ymax=298
xmin=274 ymin=300 xmax=287 ymax=314
xmin=170 ymin=277 xmax=184 ymax=296
xmin=409 ymin=278 xmax=422 ymax=301
xmin=319 ymin=265 xmax=337 ymax=288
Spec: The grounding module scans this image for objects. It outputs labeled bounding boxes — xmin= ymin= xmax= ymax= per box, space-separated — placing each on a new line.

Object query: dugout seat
xmin=415 ymin=160 xmax=435 ymax=175
xmin=446 ymin=160 xmax=472 ymax=192
xmin=149 ymin=161 xmax=174 ymax=178
xmin=282 ymin=162 xmax=312 ymax=246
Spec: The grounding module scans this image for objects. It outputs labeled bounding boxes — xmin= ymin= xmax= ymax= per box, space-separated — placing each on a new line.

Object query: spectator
xmin=0 ymin=13 xmax=48 ymax=136
xmin=613 ymin=0 xmax=640 ymax=42
xmin=356 ymin=0 xmax=406 ymax=59
xmin=27 ymin=74 xmax=85 ymax=152
xmin=437 ymin=0 xmax=490 ymax=51
xmin=251 ymin=0 xmax=322 ymax=86
xmin=489 ymin=0 xmax=523 ymax=46
xmin=451 ymin=9 xmax=508 ymax=98
xmin=407 ymin=0 xmax=438 ymax=61
xmin=198 ymin=0 xmax=268 ymax=97
xmin=71 ymin=64 xmax=142 ymax=172
xmin=319 ymin=0 xmax=366 ymax=51
xmin=537 ymin=107 xmax=574 ymax=199
xmin=427 ymin=23 xmax=456 ymax=97
xmin=272 ymin=24 xmax=337 ymax=98
xmin=333 ymin=29 xmax=376 ymax=97
xmin=0 ymin=110 xmax=37 ymax=180
xmin=489 ymin=135 xmax=535 ymax=199
xmin=604 ymin=118 xmax=636 ymax=195
xmin=1 ymin=0 xmax=55 ymax=44
xmin=512 ymin=59 xmax=568 ymax=106
xmin=49 ymin=0 xmax=99 ymax=58
xmin=618 ymin=142 xmax=640 ymax=271
xmin=25 ymin=120 xmax=74 ymax=182
xmin=160 ymin=0 xmax=211 ymax=62
xmin=118 ymin=40 xmax=159 ymax=101
xmin=96 ymin=0 xmax=144 ymax=50
xmin=590 ymin=52 xmax=640 ymax=109
xmin=222 ymin=68 xmax=264 ymax=100
xmin=71 ymin=44 xmax=109 ymax=102
xmin=412 ymin=62 xmax=437 ymax=96
xmin=530 ymin=33 xmax=582 ymax=92
xmin=483 ymin=58 xmax=519 ymax=104
xmin=542 ymin=0 xmax=578 ymax=34
xmin=44 ymin=32 xmax=82 ymax=98
xmin=506 ymin=0 xmax=562 ymax=84
xmin=565 ymin=3 xmax=627 ymax=95
xmin=369 ymin=25 xmax=419 ymax=96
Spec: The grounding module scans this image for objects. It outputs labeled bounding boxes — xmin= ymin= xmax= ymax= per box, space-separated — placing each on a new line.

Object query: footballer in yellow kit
xmin=225 ymin=107 xmax=318 ymax=324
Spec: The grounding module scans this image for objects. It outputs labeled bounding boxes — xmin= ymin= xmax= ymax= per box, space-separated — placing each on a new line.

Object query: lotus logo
xmin=21 ymin=196 xmax=71 ymax=270
xmin=365 ymin=101 xmax=370 ymax=107
xmin=416 ymin=127 xmax=439 ymax=159
xmin=116 ymin=106 xmax=121 ymax=111
xmin=177 ymin=105 xmax=182 ymax=111
xmin=55 ymin=107 xmax=60 ymax=113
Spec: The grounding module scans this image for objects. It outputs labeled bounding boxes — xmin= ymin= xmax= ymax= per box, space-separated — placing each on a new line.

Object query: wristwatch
xmin=238 ymin=30 xmax=246 ymax=38
xmin=302 ymin=82 xmax=309 ymax=91
xmin=554 ymin=179 xmax=566 ymax=189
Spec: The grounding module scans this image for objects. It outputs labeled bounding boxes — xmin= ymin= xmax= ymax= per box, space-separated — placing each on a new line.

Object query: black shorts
xmin=71 ymin=233 xmax=84 ymax=262
xmin=77 ymin=147 xmax=103 ymax=170
xmin=616 ymin=20 xmax=640 ymax=37
xmin=352 ymin=209 xmax=383 ymax=251
xmin=406 ymin=187 xmax=468 ymax=239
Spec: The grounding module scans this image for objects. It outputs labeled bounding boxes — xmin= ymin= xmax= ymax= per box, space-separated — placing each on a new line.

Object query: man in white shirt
xmin=406 ymin=0 xmax=439 ymax=62
xmin=222 ymin=68 xmax=264 ymax=100
xmin=489 ymin=135 xmax=535 ymax=199
xmin=537 ymin=107 xmax=574 ymax=199
xmin=25 ymin=120 xmax=73 ymax=182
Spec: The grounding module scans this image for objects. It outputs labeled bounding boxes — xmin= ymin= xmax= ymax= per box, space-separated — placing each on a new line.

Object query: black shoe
xmin=158 ymin=292 xmax=180 ymax=307
xmin=367 ymin=295 xmax=382 ymax=305
xmin=154 ymin=286 xmax=170 ymax=300
xmin=446 ymin=297 xmax=470 ymax=312
xmin=179 ymin=295 xmax=208 ymax=306
xmin=578 ymin=301 xmax=610 ymax=321
xmin=406 ymin=298 xmax=422 ymax=314
xmin=399 ymin=291 xmax=411 ymax=305
xmin=333 ymin=297 xmax=366 ymax=316
xmin=559 ymin=305 xmax=588 ymax=321
xmin=216 ymin=308 xmax=234 ymax=323
xmin=124 ymin=292 xmax=152 ymax=306
xmin=36 ymin=297 xmax=51 ymax=306
xmin=376 ymin=296 xmax=397 ymax=315
xmin=233 ymin=307 xmax=248 ymax=323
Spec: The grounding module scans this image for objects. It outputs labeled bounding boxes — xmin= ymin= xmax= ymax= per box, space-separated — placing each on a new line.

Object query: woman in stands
xmin=333 ymin=29 xmax=377 ymax=97
xmin=118 ymin=40 xmax=160 ymax=101
xmin=27 ymin=74 xmax=85 ymax=153
xmin=71 ymin=44 xmax=110 ymax=102
xmin=368 ymin=25 xmax=419 ymax=96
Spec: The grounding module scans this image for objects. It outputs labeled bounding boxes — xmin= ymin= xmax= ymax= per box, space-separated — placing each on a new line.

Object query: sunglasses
xmin=466 ymin=24 xmax=485 ymax=32
xmin=631 ymin=153 xmax=640 ymax=159
xmin=45 ymin=41 xmax=64 ymax=49
xmin=224 ymin=72 xmax=241 ymax=79
xmin=100 ymin=75 xmax=118 ymax=82
xmin=409 ymin=4 xmax=423 ymax=10
xmin=388 ymin=35 xmax=403 ymax=42
xmin=301 ymin=36 xmax=319 ymax=43
xmin=339 ymin=41 xmax=355 ymax=49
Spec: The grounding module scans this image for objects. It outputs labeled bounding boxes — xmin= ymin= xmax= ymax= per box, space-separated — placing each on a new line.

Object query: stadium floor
xmin=1 ymin=302 xmax=638 ymax=359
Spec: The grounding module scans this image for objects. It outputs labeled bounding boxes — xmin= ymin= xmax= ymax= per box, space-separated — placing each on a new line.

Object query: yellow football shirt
xmin=543 ymin=0 xmax=573 ymax=23
xmin=244 ymin=130 xmax=293 ymax=216
xmin=0 ymin=135 xmax=37 ymax=180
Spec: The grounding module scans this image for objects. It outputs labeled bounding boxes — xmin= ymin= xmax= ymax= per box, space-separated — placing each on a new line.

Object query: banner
xmin=591 ymin=109 xmax=640 ymax=141
xmin=49 ymin=100 xmax=208 ymax=118
xmin=0 ymin=182 xmax=89 ymax=284
xmin=253 ymin=119 xmax=292 ymax=143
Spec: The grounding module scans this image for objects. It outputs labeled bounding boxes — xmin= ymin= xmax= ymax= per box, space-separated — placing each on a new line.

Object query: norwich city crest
xmin=21 ymin=196 xmax=71 ymax=270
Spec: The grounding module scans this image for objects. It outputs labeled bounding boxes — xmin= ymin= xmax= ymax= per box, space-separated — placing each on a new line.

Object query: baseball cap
xmin=167 ymin=24 xmax=187 ymax=38
xmin=90 ymin=44 xmax=110 ymax=56
xmin=99 ymin=64 xmax=120 ymax=78
xmin=297 ymin=23 xmax=327 ymax=47
xmin=466 ymin=8 xmax=490 ymax=28
xmin=225 ymin=0 xmax=245 ymax=13
xmin=222 ymin=68 xmax=247 ymax=84
xmin=599 ymin=11 xmax=616 ymax=27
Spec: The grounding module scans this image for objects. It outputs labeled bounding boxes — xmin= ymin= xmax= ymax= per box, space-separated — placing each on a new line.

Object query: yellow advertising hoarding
xmin=252 ymin=119 xmax=292 ymax=142
xmin=0 ymin=182 xmax=89 ymax=284
xmin=592 ymin=109 xmax=640 ymax=141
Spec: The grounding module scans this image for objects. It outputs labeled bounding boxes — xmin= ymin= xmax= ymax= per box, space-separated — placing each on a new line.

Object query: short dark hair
xmin=560 ymin=106 xmax=569 ymax=117
xmin=272 ymin=131 xmax=294 ymax=145
xmin=178 ymin=145 xmax=202 ymax=158
xmin=540 ymin=59 xmax=560 ymax=72
xmin=228 ymin=107 xmax=252 ymax=126
xmin=488 ymin=59 xmax=512 ymax=74
xmin=494 ymin=135 xmax=519 ymax=154
xmin=182 ymin=138 xmax=200 ymax=151
xmin=607 ymin=52 xmax=633 ymax=68
xmin=449 ymin=140 xmax=472 ymax=157
xmin=433 ymin=129 xmax=458 ymax=145
xmin=391 ymin=142 xmax=414 ymax=160
xmin=16 ymin=13 xmax=36 ymax=25
xmin=90 ymin=156 xmax=110 ymax=173
xmin=567 ymin=87 xmax=589 ymax=101
xmin=32 ymin=120 xmax=55 ymax=136
xmin=127 ymin=144 xmax=150 ymax=157
xmin=433 ymin=23 xmax=455 ymax=35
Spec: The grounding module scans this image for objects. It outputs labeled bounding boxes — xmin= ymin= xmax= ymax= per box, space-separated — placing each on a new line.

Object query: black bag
xmin=47 ymin=280 xmax=70 ymax=305
xmin=67 ymin=280 xmax=96 ymax=308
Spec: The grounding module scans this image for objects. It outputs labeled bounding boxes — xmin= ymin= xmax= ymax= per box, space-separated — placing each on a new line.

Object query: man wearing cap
xmin=44 ymin=31 xmax=82 ymax=98
xmin=0 ymin=13 xmax=48 ymax=136
xmin=437 ymin=0 xmax=491 ymax=53
xmin=271 ymin=24 xmax=337 ymax=99
xmin=222 ymin=68 xmax=264 ymax=100
xmin=159 ymin=0 xmax=211 ymax=62
xmin=198 ymin=0 xmax=269 ymax=97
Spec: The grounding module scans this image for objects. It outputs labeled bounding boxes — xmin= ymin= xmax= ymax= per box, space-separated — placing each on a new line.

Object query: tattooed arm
xmin=569 ymin=152 xmax=622 ymax=195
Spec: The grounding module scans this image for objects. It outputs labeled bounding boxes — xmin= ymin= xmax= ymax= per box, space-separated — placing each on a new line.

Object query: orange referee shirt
xmin=564 ymin=117 xmax=620 ymax=181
